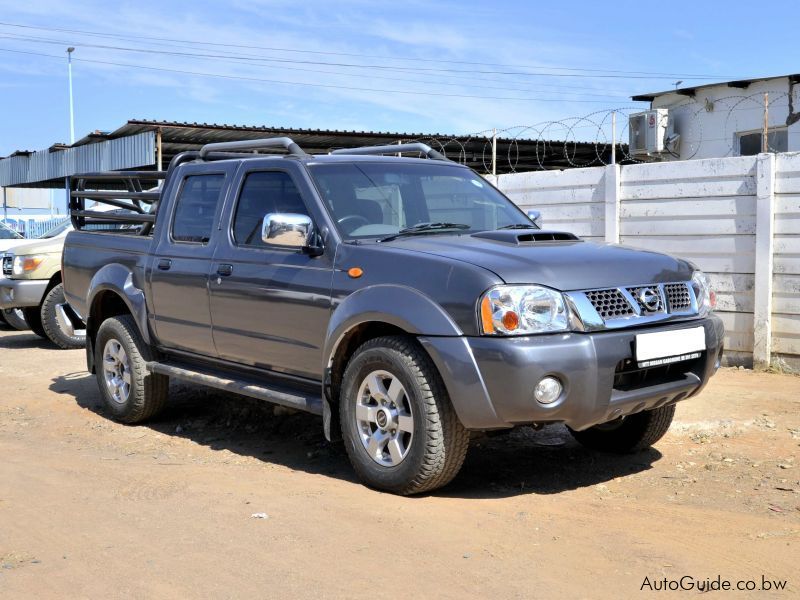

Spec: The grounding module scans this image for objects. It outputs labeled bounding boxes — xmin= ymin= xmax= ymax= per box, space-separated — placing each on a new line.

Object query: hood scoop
xmin=471 ymin=229 xmax=580 ymax=245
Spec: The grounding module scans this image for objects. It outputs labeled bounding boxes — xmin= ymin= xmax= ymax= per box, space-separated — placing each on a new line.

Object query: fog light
xmin=534 ymin=376 xmax=562 ymax=405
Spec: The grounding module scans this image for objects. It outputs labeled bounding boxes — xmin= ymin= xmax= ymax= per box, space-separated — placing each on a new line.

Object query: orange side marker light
xmin=480 ymin=295 xmax=494 ymax=333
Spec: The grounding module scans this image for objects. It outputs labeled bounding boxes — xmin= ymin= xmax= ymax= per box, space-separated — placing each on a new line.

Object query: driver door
xmin=208 ymin=168 xmax=334 ymax=380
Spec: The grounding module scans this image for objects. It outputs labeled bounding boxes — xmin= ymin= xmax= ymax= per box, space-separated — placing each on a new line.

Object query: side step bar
xmin=146 ymin=361 xmax=323 ymax=415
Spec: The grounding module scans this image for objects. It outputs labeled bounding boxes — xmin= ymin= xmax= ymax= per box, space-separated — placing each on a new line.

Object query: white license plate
xmin=635 ymin=327 xmax=706 ymax=366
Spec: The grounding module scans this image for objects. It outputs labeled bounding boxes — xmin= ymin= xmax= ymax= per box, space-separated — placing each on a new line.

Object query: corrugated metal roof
xmin=2 ymin=119 xmax=626 ymax=187
xmin=0 ymin=132 xmax=154 ymax=187
xmin=632 ymin=73 xmax=800 ymax=103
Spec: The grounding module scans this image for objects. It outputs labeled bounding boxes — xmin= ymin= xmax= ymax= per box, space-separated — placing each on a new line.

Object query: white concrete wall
xmin=773 ymin=153 xmax=800 ymax=364
xmin=491 ymin=166 xmax=606 ymax=242
xmin=648 ymin=77 xmax=800 ymax=160
xmin=618 ymin=156 xmax=758 ymax=363
xmin=495 ymin=153 xmax=800 ymax=371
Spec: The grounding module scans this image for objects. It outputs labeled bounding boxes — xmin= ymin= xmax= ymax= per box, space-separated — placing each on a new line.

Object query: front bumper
xmin=420 ymin=314 xmax=724 ymax=431
xmin=0 ymin=278 xmax=49 ymax=309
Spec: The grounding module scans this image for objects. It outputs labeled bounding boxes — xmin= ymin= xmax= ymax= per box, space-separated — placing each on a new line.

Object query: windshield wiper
xmin=497 ymin=223 xmax=538 ymax=230
xmin=379 ymin=222 xmax=470 ymax=242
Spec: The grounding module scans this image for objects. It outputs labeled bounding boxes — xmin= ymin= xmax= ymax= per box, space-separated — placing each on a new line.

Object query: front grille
xmin=1 ymin=255 xmax=11 ymax=277
xmin=570 ymin=280 xmax=699 ymax=330
xmin=585 ymin=289 xmax=636 ymax=319
xmin=664 ymin=283 xmax=692 ymax=311
xmin=626 ymin=286 xmax=664 ymax=313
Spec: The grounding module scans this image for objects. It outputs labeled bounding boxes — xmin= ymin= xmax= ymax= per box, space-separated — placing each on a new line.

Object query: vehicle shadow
xmin=0 ymin=329 xmax=55 ymax=350
xmin=49 ymin=372 xmax=662 ymax=499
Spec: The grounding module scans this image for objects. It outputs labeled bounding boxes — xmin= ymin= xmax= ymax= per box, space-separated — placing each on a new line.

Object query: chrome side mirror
xmin=261 ymin=213 xmax=316 ymax=250
xmin=526 ymin=209 xmax=542 ymax=228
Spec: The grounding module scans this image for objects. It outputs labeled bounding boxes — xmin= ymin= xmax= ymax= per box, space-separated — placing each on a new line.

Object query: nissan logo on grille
xmin=638 ymin=287 xmax=661 ymax=312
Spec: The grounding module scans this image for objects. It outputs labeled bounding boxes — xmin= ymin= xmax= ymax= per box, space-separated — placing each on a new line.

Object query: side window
xmin=172 ymin=174 xmax=225 ymax=243
xmin=233 ymin=171 xmax=309 ymax=247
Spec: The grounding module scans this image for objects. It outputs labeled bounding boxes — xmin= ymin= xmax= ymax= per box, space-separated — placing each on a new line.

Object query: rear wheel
xmin=568 ymin=404 xmax=676 ymax=453
xmin=41 ymin=283 xmax=85 ymax=349
xmin=22 ymin=306 xmax=47 ymax=339
xmin=95 ymin=315 xmax=168 ymax=423
xmin=2 ymin=308 xmax=28 ymax=331
xmin=339 ymin=336 xmax=469 ymax=495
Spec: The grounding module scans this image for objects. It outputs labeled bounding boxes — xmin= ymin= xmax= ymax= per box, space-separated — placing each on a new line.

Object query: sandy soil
xmin=0 ymin=326 xmax=798 ymax=599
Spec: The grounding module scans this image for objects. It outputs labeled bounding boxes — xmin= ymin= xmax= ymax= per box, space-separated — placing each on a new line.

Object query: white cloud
xmin=0 ymin=0 xmax=644 ymax=152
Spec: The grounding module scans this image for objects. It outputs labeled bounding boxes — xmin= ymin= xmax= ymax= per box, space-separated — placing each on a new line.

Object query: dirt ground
xmin=0 ymin=326 xmax=798 ymax=599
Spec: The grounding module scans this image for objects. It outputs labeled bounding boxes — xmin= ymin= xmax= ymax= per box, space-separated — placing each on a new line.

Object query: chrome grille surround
xmin=1 ymin=254 xmax=11 ymax=277
xmin=565 ymin=282 xmax=698 ymax=332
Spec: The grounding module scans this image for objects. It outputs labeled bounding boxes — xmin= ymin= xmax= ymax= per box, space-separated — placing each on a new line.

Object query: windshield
xmin=40 ymin=220 xmax=72 ymax=238
xmin=0 ymin=222 xmax=23 ymax=240
xmin=308 ymin=162 xmax=532 ymax=239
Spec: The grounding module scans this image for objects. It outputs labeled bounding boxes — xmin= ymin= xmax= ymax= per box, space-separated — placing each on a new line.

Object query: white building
xmin=630 ymin=74 xmax=800 ymax=161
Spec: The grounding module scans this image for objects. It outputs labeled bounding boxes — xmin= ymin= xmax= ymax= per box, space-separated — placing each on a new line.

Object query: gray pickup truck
xmin=63 ymin=138 xmax=724 ymax=495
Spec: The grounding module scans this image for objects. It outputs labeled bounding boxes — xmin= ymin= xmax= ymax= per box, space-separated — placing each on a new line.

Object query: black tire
xmin=2 ymin=308 xmax=28 ymax=331
xmin=339 ymin=335 xmax=469 ymax=495
xmin=568 ymin=404 xmax=676 ymax=453
xmin=22 ymin=306 xmax=47 ymax=339
xmin=95 ymin=314 xmax=168 ymax=423
xmin=40 ymin=283 xmax=85 ymax=349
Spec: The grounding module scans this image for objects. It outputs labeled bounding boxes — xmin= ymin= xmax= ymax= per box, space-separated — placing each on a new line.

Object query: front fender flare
xmin=323 ymin=284 xmax=463 ymax=371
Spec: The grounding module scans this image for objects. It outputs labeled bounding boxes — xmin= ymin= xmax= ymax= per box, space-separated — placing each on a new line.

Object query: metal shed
xmin=1 ymin=119 xmax=625 ymax=188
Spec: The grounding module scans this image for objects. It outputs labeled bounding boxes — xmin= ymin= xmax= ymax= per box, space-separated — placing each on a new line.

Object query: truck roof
xmin=195 ymin=153 xmax=466 ymax=167
xmin=68 ymin=138 xmax=464 ymax=233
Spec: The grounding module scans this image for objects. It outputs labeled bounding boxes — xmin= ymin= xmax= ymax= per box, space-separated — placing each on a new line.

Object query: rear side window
xmin=172 ymin=174 xmax=225 ymax=243
xmin=232 ymin=171 xmax=308 ymax=247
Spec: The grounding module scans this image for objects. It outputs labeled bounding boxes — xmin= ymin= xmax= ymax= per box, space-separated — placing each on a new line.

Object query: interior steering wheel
xmin=337 ymin=214 xmax=370 ymax=234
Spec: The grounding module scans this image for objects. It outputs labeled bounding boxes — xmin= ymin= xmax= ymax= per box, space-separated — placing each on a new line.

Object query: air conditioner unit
xmin=628 ymin=109 xmax=679 ymax=157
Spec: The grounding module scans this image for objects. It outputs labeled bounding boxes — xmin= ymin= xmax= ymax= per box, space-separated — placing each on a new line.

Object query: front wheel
xmin=41 ymin=283 xmax=85 ymax=349
xmin=22 ymin=306 xmax=47 ymax=339
xmin=339 ymin=336 xmax=469 ymax=495
xmin=567 ymin=404 xmax=676 ymax=453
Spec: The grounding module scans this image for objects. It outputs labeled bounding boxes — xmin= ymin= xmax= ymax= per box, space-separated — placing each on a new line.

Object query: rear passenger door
xmin=208 ymin=166 xmax=334 ymax=380
xmin=148 ymin=164 xmax=235 ymax=356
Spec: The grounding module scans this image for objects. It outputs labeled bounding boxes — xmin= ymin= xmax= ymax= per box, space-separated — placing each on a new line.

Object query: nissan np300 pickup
xmin=62 ymin=138 xmax=724 ymax=495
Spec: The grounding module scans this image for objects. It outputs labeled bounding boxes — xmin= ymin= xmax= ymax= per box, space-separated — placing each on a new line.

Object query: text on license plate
xmin=635 ymin=327 xmax=706 ymax=367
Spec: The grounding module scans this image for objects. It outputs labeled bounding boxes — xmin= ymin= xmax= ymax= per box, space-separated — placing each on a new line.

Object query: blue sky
xmin=0 ymin=0 xmax=798 ymax=156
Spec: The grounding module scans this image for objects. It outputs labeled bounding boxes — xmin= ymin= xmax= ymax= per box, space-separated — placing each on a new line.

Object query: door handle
xmin=157 ymin=259 xmax=172 ymax=271
xmin=217 ymin=264 xmax=233 ymax=277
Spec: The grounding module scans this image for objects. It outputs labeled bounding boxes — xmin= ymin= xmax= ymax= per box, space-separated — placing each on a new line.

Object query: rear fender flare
xmin=86 ymin=264 xmax=150 ymax=346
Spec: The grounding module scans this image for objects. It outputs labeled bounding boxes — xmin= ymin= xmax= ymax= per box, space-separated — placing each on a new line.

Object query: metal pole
xmin=491 ymin=128 xmax=497 ymax=176
xmin=157 ymin=128 xmax=163 ymax=171
xmin=611 ymin=111 xmax=616 ymax=165
xmin=2 ymin=187 xmax=7 ymax=222
xmin=67 ymin=47 xmax=75 ymax=144
xmin=762 ymin=92 xmax=769 ymax=153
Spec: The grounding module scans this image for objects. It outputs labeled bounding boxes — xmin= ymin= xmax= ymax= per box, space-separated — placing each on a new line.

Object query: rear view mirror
xmin=526 ymin=209 xmax=542 ymax=228
xmin=261 ymin=213 xmax=319 ymax=253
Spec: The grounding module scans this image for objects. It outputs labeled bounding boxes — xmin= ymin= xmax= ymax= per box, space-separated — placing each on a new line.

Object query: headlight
xmin=479 ymin=285 xmax=569 ymax=335
xmin=12 ymin=255 xmax=45 ymax=276
xmin=691 ymin=270 xmax=716 ymax=315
